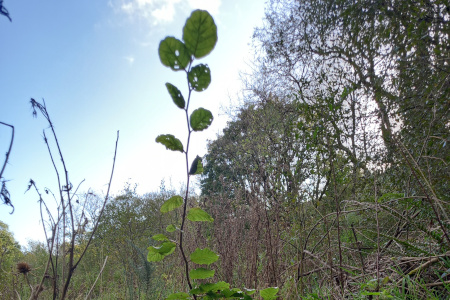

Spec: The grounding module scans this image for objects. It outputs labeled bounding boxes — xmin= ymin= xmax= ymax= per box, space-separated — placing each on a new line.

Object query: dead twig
xmin=85 ymin=256 xmax=108 ymax=300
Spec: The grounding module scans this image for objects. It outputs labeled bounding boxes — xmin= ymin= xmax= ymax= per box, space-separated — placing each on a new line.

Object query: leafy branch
xmin=149 ymin=9 xmax=279 ymax=300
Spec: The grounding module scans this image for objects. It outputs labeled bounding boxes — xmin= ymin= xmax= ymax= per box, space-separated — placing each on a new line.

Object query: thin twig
xmin=73 ymin=131 xmax=119 ymax=269
xmin=0 ymin=121 xmax=14 ymax=180
xmin=85 ymin=256 xmax=108 ymax=300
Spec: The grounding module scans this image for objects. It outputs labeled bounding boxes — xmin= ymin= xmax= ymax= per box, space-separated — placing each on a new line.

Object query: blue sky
xmin=0 ymin=0 xmax=266 ymax=246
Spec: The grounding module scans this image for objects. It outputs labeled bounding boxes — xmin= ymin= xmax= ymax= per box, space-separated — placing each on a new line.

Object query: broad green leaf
xmin=160 ymin=195 xmax=184 ymax=213
xmin=165 ymin=83 xmax=185 ymax=109
xmin=182 ymin=10 xmax=217 ymax=58
xmin=210 ymin=281 xmax=230 ymax=292
xmin=147 ymin=248 xmax=165 ymax=262
xmin=222 ymin=288 xmax=244 ymax=298
xmin=188 ymin=64 xmax=211 ymax=92
xmin=197 ymin=281 xmax=230 ymax=293
xmin=189 ymin=267 xmax=215 ymax=279
xmin=154 ymin=242 xmax=176 ymax=255
xmin=190 ymin=247 xmax=219 ymax=265
xmin=260 ymin=287 xmax=279 ymax=300
xmin=187 ymin=207 xmax=214 ymax=222
xmin=156 ymin=134 xmax=184 ymax=152
xmin=166 ymin=224 xmax=176 ymax=232
xmin=152 ymin=234 xmax=169 ymax=241
xmin=190 ymin=108 xmax=213 ymax=131
xmin=158 ymin=37 xmax=191 ymax=71
xmin=189 ymin=155 xmax=203 ymax=175
xmin=147 ymin=242 xmax=176 ymax=262
xmin=166 ymin=292 xmax=190 ymax=300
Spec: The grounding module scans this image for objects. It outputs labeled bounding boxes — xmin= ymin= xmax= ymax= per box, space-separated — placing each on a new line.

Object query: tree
xmin=95 ymin=185 xmax=167 ymax=298
xmin=0 ymin=221 xmax=22 ymax=298
xmin=252 ymin=0 xmax=449 ymax=190
xmin=227 ymin=0 xmax=450 ymax=296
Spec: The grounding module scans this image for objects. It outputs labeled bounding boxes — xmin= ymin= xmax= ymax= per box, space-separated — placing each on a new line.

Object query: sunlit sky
xmin=0 ymin=0 xmax=266 ymax=246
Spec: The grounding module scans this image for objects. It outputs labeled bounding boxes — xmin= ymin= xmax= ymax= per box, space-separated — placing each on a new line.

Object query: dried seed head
xmin=16 ymin=262 xmax=31 ymax=274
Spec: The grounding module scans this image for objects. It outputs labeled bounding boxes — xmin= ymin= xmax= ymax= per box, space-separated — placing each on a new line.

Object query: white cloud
xmin=121 ymin=3 xmax=134 ymax=13
xmin=151 ymin=1 xmax=180 ymax=23
xmin=117 ymin=0 xmax=181 ymax=25
xmin=124 ymin=55 xmax=135 ymax=65
xmin=114 ymin=0 xmax=221 ymax=25
xmin=187 ymin=0 xmax=221 ymax=16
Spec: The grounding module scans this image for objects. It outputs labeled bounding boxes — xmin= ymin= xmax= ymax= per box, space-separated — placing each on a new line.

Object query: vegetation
xmin=1 ymin=0 xmax=449 ymax=299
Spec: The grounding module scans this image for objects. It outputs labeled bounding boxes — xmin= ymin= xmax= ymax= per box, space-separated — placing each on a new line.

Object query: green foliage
xmin=187 ymin=207 xmax=214 ymax=222
xmin=10 ymin=1 xmax=448 ymax=299
xmin=190 ymin=248 xmax=219 ymax=265
xmin=188 ymin=64 xmax=211 ymax=91
xmin=159 ymin=37 xmax=191 ymax=71
xmin=150 ymin=10 xmax=279 ymax=299
xmin=0 ymin=221 xmax=22 ymax=297
xmin=182 ymin=10 xmax=217 ymax=58
xmin=166 ymin=292 xmax=191 ymax=299
xmin=189 ymin=155 xmax=203 ymax=175
xmin=160 ymin=195 xmax=184 ymax=213
xmin=156 ymin=134 xmax=184 ymax=152
xmin=152 ymin=234 xmax=169 ymax=241
xmin=166 ymin=224 xmax=177 ymax=232
xmin=166 ymin=83 xmax=186 ymax=109
xmin=147 ymin=242 xmax=176 ymax=262
xmin=260 ymin=287 xmax=279 ymax=300
xmin=189 ymin=268 xmax=215 ymax=279
xmin=190 ymin=108 xmax=213 ymax=131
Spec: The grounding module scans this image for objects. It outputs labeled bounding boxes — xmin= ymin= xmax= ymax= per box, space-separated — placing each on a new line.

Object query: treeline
xmin=1 ymin=0 xmax=449 ymax=299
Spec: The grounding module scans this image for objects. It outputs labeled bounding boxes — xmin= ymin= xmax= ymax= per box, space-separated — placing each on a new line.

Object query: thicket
xmin=1 ymin=0 xmax=449 ymax=299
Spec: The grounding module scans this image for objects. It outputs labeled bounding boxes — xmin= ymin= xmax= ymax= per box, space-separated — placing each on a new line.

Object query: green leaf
xmin=190 ymin=247 xmax=219 ymax=265
xmin=165 ymin=83 xmax=185 ymax=109
xmin=147 ymin=242 xmax=176 ymax=262
xmin=189 ymin=287 xmax=203 ymax=295
xmin=244 ymin=287 xmax=256 ymax=295
xmin=158 ymin=37 xmax=191 ymax=71
xmin=165 ymin=292 xmax=191 ymax=300
xmin=166 ymin=224 xmax=176 ymax=232
xmin=187 ymin=207 xmax=214 ymax=222
xmin=156 ymin=134 xmax=184 ymax=152
xmin=260 ymin=287 xmax=279 ymax=300
xmin=190 ymin=108 xmax=213 ymax=131
xmin=189 ymin=155 xmax=203 ymax=175
xmin=191 ymin=281 xmax=230 ymax=294
xmin=189 ymin=267 xmax=215 ymax=279
xmin=152 ymin=234 xmax=169 ymax=241
xmin=222 ymin=288 xmax=244 ymax=298
xmin=160 ymin=195 xmax=184 ymax=213
xmin=207 ymin=281 xmax=230 ymax=292
xmin=183 ymin=10 xmax=217 ymax=59
xmin=188 ymin=64 xmax=211 ymax=92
